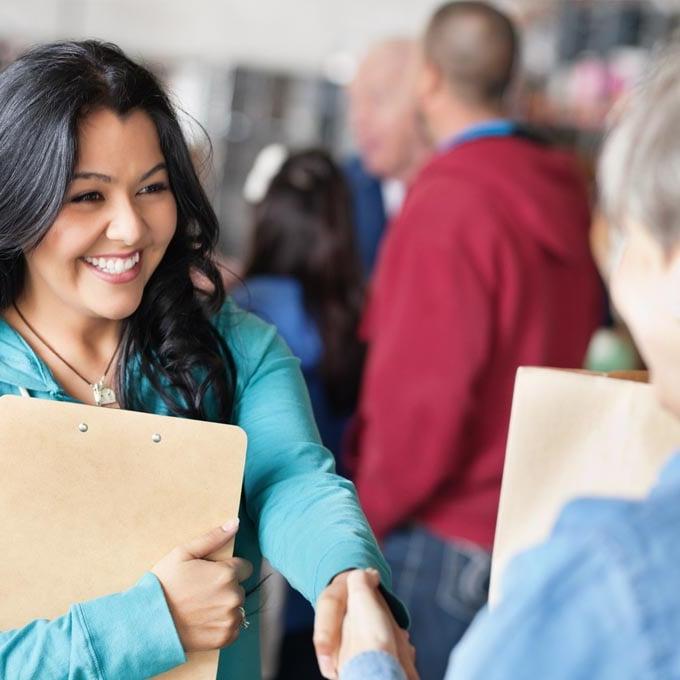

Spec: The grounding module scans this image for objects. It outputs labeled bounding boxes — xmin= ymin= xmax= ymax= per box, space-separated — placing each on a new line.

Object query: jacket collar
xmin=0 ymin=317 xmax=62 ymax=393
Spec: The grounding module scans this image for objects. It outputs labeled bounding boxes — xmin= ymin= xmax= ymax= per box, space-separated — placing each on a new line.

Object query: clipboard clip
xmin=77 ymin=421 xmax=162 ymax=444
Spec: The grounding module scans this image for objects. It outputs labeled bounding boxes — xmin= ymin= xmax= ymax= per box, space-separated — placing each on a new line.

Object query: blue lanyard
xmin=439 ymin=119 xmax=518 ymax=153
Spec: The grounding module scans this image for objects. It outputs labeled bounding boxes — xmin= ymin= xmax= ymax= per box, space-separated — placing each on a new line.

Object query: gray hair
xmin=599 ymin=43 xmax=680 ymax=250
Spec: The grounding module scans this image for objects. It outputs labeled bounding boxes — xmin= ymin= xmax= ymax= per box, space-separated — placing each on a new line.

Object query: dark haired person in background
xmin=350 ymin=3 xmax=602 ymax=678
xmin=0 ymin=41 xmax=409 ymax=680
xmin=234 ymin=149 xmax=366 ymax=680
xmin=237 ymin=149 xmax=365 ymax=464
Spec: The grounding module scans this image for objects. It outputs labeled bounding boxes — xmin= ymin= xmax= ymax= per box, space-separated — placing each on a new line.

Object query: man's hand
xmin=313 ymin=569 xmax=418 ymax=680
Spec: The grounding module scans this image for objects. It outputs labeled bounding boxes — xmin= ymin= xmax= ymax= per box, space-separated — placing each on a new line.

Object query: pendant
xmin=91 ymin=379 xmax=117 ymax=407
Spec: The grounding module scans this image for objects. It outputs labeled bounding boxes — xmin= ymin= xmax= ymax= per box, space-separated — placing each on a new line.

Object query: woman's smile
xmin=81 ymin=250 xmax=143 ymax=284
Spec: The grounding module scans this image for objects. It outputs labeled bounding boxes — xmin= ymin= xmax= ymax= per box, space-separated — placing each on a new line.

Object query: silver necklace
xmin=13 ymin=303 xmax=122 ymax=407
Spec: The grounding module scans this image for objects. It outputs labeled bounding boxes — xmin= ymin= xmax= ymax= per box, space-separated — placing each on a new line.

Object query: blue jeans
xmin=383 ymin=526 xmax=491 ymax=680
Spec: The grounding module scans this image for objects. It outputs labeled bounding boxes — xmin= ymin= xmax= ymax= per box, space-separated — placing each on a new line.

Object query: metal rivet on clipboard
xmin=78 ymin=423 xmax=88 ymax=433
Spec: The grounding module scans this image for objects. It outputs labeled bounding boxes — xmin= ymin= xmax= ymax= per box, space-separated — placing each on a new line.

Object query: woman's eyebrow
xmin=72 ymin=170 xmax=112 ymax=182
xmin=139 ymin=162 xmax=167 ymax=182
xmin=72 ymin=162 xmax=167 ymax=183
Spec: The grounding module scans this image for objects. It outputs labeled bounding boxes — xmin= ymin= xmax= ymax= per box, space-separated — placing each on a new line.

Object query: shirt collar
xmin=438 ymin=119 xmax=517 ymax=153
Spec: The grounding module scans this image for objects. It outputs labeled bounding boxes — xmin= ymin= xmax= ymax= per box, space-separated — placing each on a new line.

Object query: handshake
xmin=314 ymin=568 xmax=418 ymax=680
xmin=151 ymin=520 xmax=417 ymax=680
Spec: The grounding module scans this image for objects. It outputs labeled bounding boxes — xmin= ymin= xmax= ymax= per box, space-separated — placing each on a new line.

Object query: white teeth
xmin=84 ymin=252 xmax=140 ymax=275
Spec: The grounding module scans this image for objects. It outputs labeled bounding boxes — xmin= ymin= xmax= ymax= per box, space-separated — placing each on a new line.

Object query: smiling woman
xmin=6 ymin=107 xmax=181 ymax=405
xmin=20 ymin=110 xmax=177 ymax=361
xmin=30 ymin=111 xmax=176 ymax=312
xmin=0 ymin=41 xmax=233 ymax=420
xmin=0 ymin=41 xmax=408 ymax=680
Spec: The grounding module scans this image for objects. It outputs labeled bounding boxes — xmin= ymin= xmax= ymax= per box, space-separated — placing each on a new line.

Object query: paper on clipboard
xmin=490 ymin=368 xmax=680 ymax=605
xmin=0 ymin=395 xmax=247 ymax=679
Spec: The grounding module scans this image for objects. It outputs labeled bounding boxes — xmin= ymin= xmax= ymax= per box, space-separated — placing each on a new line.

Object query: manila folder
xmin=0 ymin=395 xmax=247 ymax=679
xmin=490 ymin=368 xmax=680 ymax=605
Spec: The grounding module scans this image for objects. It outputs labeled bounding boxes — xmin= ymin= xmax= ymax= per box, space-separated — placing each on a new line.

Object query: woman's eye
xmin=71 ymin=191 xmax=103 ymax=203
xmin=138 ymin=182 xmax=168 ymax=195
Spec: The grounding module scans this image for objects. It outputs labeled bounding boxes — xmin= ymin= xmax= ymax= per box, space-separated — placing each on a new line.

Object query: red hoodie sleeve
xmin=355 ymin=177 xmax=494 ymax=540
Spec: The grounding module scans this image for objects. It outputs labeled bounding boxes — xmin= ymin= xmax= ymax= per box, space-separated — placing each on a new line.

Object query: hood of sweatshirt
xmin=0 ymin=317 xmax=60 ymax=393
xmin=423 ymin=135 xmax=594 ymax=263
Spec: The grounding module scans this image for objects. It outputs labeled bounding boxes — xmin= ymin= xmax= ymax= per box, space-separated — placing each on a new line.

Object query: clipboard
xmin=0 ymin=395 xmax=247 ymax=679
xmin=490 ymin=368 xmax=680 ymax=604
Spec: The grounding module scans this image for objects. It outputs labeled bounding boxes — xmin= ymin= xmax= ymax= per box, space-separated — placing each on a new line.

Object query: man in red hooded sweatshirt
xmin=351 ymin=3 xmax=603 ymax=680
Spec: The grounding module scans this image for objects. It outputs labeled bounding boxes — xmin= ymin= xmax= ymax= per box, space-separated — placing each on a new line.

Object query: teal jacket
xmin=0 ymin=302 xmax=406 ymax=679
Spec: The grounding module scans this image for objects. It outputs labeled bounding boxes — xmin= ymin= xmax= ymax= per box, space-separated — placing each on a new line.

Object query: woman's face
xmin=611 ymin=220 xmax=680 ymax=416
xmin=23 ymin=107 xmax=177 ymax=321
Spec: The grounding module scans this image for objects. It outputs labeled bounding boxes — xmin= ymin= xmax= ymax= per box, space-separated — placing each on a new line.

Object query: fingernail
xmin=318 ymin=655 xmax=335 ymax=678
xmin=222 ymin=518 xmax=240 ymax=532
xmin=366 ymin=568 xmax=380 ymax=577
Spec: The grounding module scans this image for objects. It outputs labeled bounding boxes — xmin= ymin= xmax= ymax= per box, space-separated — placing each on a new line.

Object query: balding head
xmin=349 ymin=38 xmax=430 ymax=181
xmin=356 ymin=38 xmax=417 ymax=86
xmin=424 ymin=1 xmax=517 ymax=107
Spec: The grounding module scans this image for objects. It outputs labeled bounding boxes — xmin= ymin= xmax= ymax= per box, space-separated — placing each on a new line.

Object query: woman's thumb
xmin=182 ymin=519 xmax=240 ymax=559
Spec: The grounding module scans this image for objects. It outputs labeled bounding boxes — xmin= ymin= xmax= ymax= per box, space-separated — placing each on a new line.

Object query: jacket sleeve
xmin=340 ymin=651 xmax=407 ymax=680
xmin=230 ymin=313 xmax=408 ymax=627
xmin=354 ymin=178 xmax=495 ymax=540
xmin=0 ymin=573 xmax=186 ymax=679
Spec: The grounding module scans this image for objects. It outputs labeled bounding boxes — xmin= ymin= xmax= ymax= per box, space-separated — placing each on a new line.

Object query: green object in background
xmin=585 ymin=327 xmax=639 ymax=372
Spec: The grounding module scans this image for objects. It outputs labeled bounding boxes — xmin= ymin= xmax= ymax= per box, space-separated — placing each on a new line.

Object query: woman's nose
xmin=105 ymin=198 xmax=146 ymax=246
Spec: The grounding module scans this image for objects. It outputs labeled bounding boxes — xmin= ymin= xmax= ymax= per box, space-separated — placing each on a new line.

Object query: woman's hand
xmin=151 ymin=519 xmax=253 ymax=652
xmin=314 ymin=569 xmax=418 ymax=680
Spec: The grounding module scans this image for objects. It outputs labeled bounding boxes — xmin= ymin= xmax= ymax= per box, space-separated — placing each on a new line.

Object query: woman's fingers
xmin=151 ymin=519 xmax=254 ymax=654
xmin=181 ymin=519 xmax=240 ymax=559
xmin=227 ymin=557 xmax=254 ymax=583
xmin=393 ymin=625 xmax=419 ymax=680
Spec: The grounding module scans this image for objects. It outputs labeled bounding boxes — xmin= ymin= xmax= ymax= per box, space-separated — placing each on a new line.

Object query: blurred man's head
xmin=349 ymin=38 xmax=430 ymax=182
xmin=419 ymin=1 xmax=518 ymax=140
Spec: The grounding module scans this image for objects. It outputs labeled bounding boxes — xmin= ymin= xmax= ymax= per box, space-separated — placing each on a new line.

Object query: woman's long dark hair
xmin=245 ymin=149 xmax=364 ymax=411
xmin=0 ymin=40 xmax=236 ymax=422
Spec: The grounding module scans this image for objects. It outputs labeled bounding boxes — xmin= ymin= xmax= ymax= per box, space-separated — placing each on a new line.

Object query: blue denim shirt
xmin=447 ymin=451 xmax=680 ymax=680
xmin=344 ymin=452 xmax=680 ymax=680
xmin=340 ymin=651 xmax=406 ymax=680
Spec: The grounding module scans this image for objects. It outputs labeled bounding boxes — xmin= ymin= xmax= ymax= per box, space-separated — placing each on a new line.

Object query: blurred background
xmin=2 ymin=0 xmax=679 ymax=259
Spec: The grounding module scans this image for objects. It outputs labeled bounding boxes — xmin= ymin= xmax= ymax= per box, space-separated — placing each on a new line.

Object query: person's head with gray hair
xmin=598 ymin=43 xmax=680 ymax=417
xmin=599 ymin=46 xmax=680 ymax=250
